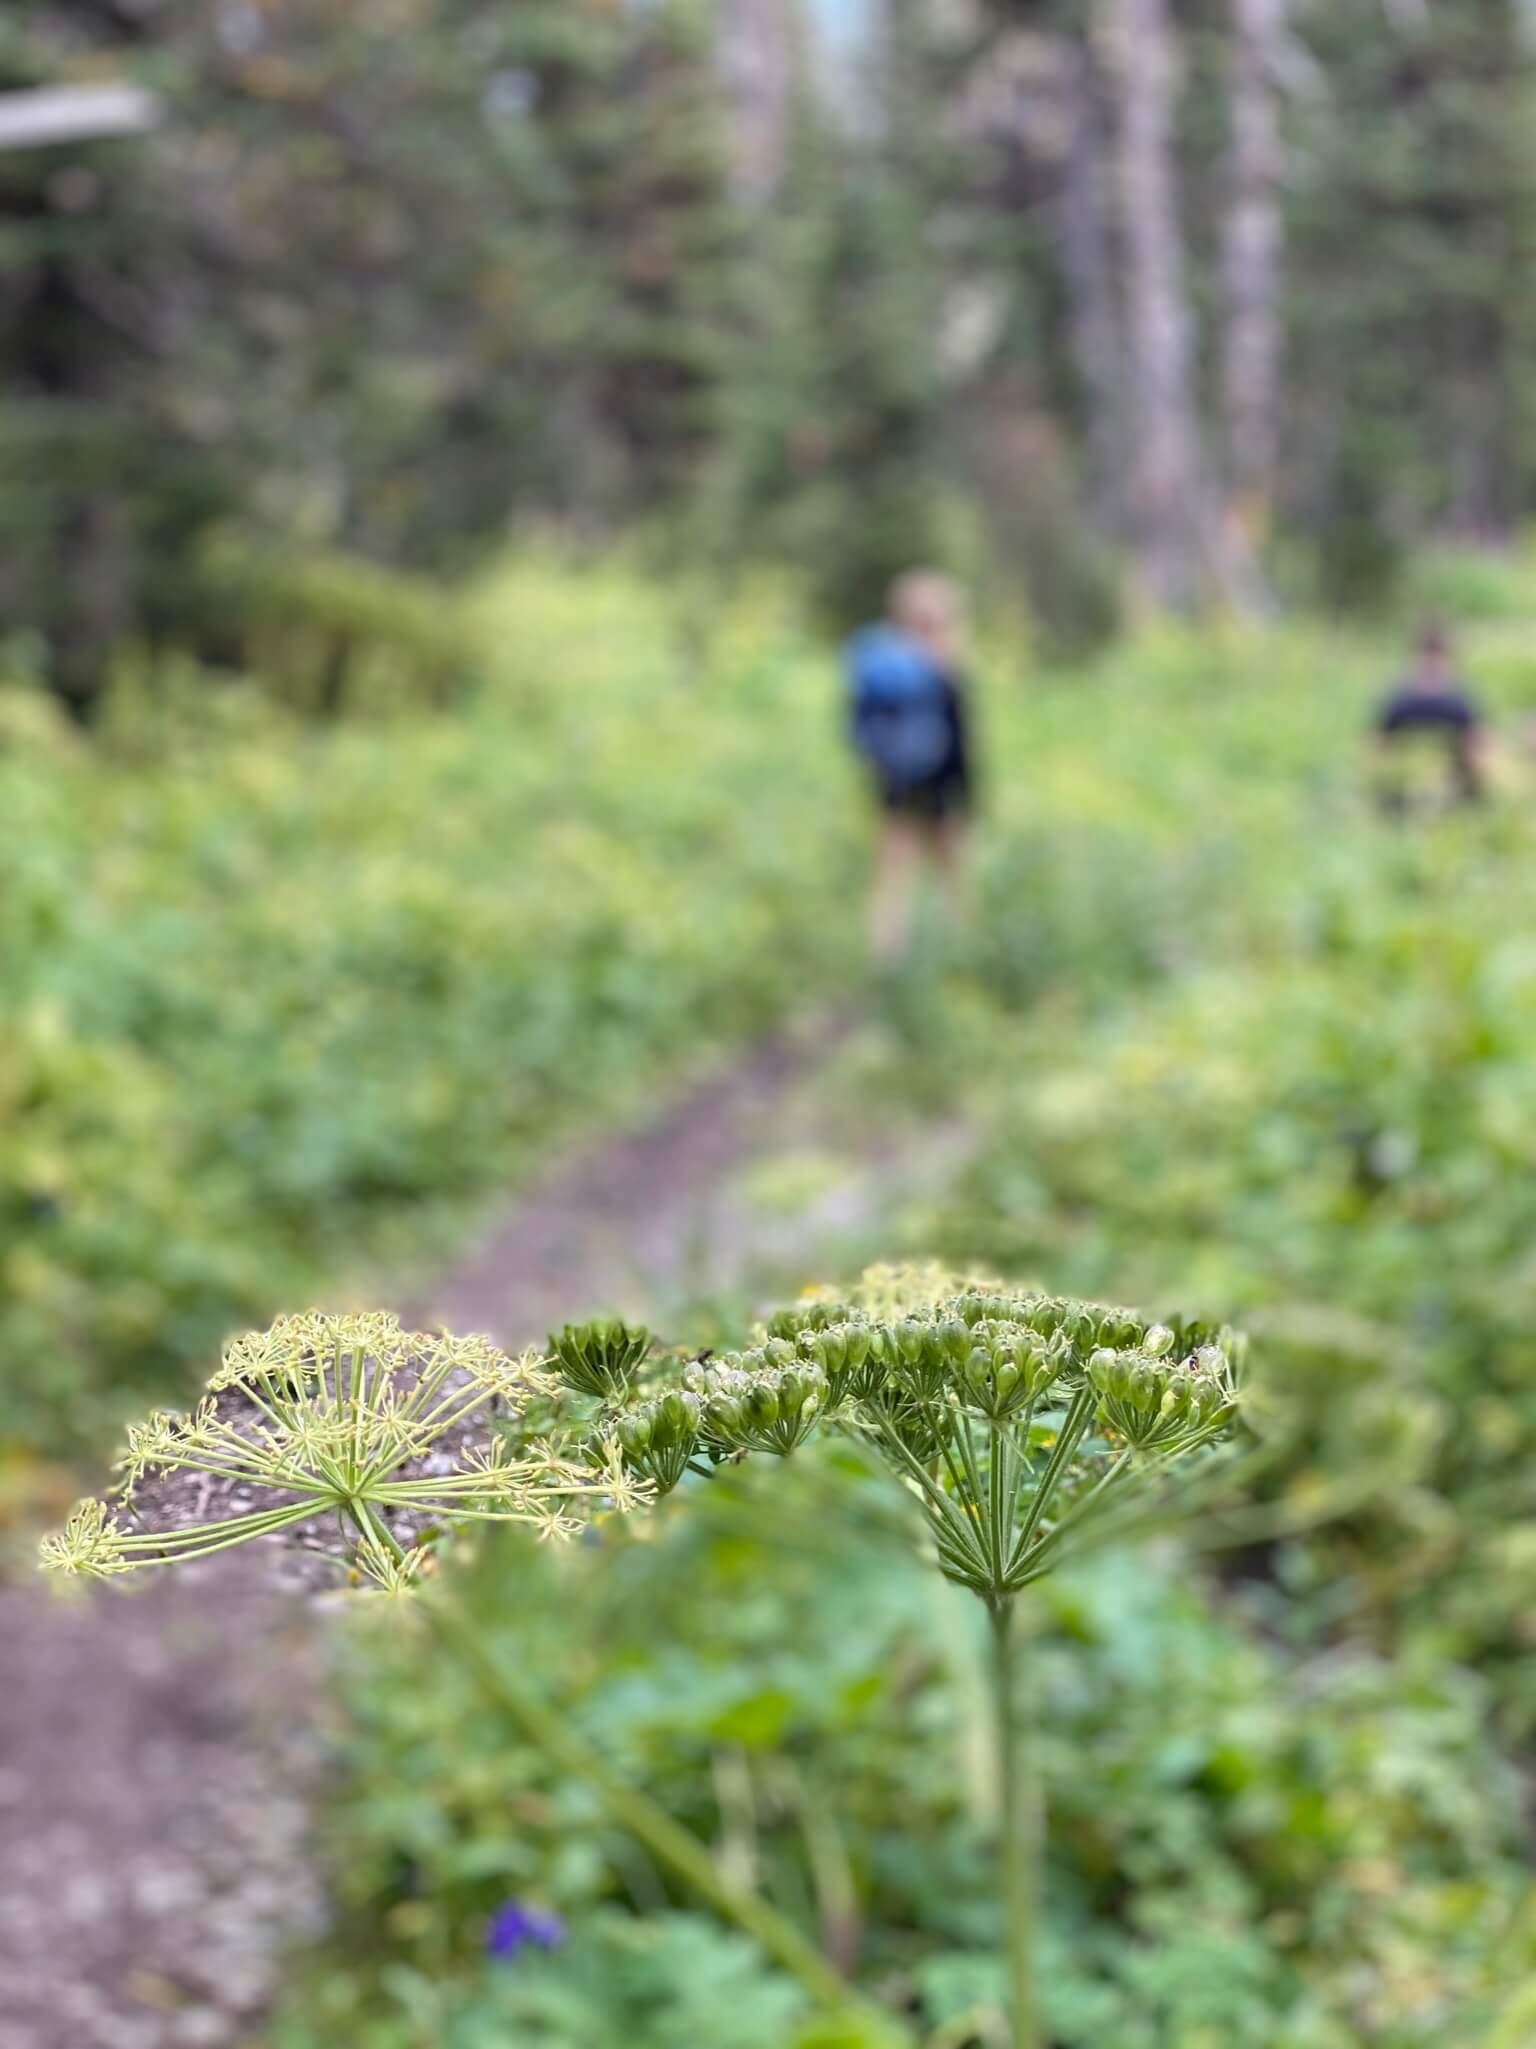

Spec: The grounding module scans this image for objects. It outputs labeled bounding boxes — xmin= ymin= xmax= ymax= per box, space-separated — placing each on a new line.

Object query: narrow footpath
xmin=2 ymin=1017 xmax=972 ymax=2049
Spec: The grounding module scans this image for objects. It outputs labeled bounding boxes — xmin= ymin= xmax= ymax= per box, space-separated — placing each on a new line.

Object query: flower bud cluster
xmin=785 ymin=1320 xmax=882 ymax=1402
xmin=946 ymin=1291 xmax=1030 ymax=1329
xmin=614 ymin=1389 xmax=702 ymax=1494
xmin=828 ymin=1313 xmax=1068 ymax=1422
xmin=42 ymin=1311 xmax=636 ymax=1586
xmin=763 ymin=1300 xmax=858 ymax=1343
xmin=879 ymin=1319 xmax=955 ymax=1401
xmin=948 ymin=1319 xmax=1072 ymax=1421
xmin=1088 ymin=1339 xmax=1237 ymax=1453
xmin=40 ymin=1271 xmax=1248 ymax=1602
xmin=688 ymin=1351 xmax=830 ymax=1456
xmin=549 ymin=1317 xmax=652 ymax=1402
xmin=944 ymin=1290 xmax=1150 ymax=1354
xmin=1162 ymin=1314 xmax=1248 ymax=1373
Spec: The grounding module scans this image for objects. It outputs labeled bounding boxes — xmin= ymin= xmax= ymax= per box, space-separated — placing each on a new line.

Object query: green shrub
xmin=1401 ymin=543 xmax=1536 ymax=628
xmin=192 ymin=534 xmax=480 ymax=716
xmin=0 ymin=560 xmax=865 ymax=1460
xmin=269 ymin=1460 xmax=1532 ymax=2048
xmin=915 ymin=789 xmax=1536 ymax=1736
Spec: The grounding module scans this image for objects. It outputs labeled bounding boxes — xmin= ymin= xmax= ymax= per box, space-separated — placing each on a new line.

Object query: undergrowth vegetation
xmin=270 ymin=572 xmax=1536 ymax=2046
xmin=0 ymin=561 xmax=863 ymax=1474
xmin=906 ymin=656 xmax=1536 ymax=1762
xmin=15 ymin=548 xmax=1536 ymax=2043
xmin=273 ymin=1478 xmax=1533 ymax=2049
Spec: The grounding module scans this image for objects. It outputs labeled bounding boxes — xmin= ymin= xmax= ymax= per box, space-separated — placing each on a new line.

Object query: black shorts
xmin=877 ymin=766 xmax=972 ymax=822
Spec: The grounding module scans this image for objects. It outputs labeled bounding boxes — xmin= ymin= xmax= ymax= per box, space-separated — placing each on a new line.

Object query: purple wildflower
xmin=486 ymin=1900 xmax=566 ymax=1963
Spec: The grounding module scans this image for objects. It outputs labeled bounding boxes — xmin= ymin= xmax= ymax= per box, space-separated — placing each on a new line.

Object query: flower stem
xmin=424 ymin=1593 xmax=900 ymax=2039
xmin=988 ymin=1599 xmax=1041 ymax=2049
xmin=350 ymin=1499 xmax=408 ymax=1564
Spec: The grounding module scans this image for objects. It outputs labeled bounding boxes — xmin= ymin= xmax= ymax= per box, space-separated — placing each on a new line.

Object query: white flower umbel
xmin=41 ymin=1310 xmax=649 ymax=1590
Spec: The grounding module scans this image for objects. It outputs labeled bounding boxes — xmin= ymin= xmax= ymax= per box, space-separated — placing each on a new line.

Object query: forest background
xmin=6 ymin=5 xmax=1536 ymax=2048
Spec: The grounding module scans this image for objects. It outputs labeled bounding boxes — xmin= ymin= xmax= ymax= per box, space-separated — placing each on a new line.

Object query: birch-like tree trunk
xmin=877 ymin=0 xmax=925 ymax=150
xmin=1110 ymin=0 xmax=1210 ymax=610
xmin=1220 ymin=0 xmax=1289 ymax=548
xmin=1058 ymin=25 xmax=1126 ymax=538
xmin=717 ymin=0 xmax=795 ymax=204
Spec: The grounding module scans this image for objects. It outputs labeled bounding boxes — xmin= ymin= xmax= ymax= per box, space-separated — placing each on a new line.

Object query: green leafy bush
xmin=1400 ymin=544 xmax=1536 ymax=628
xmin=921 ymin=821 xmax=1536 ymax=1712
xmin=0 ymin=561 xmax=864 ymax=1461
xmin=191 ymin=536 xmax=480 ymax=717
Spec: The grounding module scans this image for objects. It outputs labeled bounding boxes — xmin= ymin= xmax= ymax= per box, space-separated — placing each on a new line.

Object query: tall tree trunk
xmin=717 ymin=0 xmax=795 ymax=204
xmin=1058 ymin=25 xmax=1126 ymax=540
xmin=1220 ymin=0 xmax=1288 ymax=552
xmin=877 ymin=0 xmax=924 ymax=152
xmin=1109 ymin=0 xmax=1211 ymax=610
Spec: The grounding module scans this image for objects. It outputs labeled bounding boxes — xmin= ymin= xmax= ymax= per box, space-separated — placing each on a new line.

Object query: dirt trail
xmin=417 ymin=1011 xmax=970 ymax=1345
xmin=0 ymin=1574 xmax=327 ymax=2049
xmin=415 ymin=1020 xmax=848 ymax=1339
xmin=3 ymin=1019 xmax=972 ymax=2049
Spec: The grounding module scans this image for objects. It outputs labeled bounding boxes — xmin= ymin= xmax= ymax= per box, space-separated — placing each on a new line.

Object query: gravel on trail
xmin=0 ymin=1571 xmax=327 ymax=2049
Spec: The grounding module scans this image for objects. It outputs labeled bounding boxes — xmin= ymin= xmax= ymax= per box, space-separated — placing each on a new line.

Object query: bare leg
xmin=931 ymin=815 xmax=974 ymax=929
xmin=869 ymin=815 xmax=923 ymax=964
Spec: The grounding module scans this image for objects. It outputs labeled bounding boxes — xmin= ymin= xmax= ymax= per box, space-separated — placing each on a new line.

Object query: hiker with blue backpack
xmin=847 ymin=570 xmax=975 ymax=962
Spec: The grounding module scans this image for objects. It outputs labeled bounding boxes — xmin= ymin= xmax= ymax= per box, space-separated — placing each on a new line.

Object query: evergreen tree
xmin=1287 ymin=0 xmax=1532 ymax=556
xmin=7 ymin=0 xmax=1536 ymax=688
xmin=0 ymin=0 xmax=739 ymax=701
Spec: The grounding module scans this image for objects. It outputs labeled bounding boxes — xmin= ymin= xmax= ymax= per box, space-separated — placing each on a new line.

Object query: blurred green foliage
xmin=188 ymin=537 xmax=479 ymax=716
xmin=263 ymin=585 xmax=1536 ymax=2046
xmin=13 ymin=548 xmax=1536 ymax=2039
xmin=0 ymin=0 xmax=738 ymax=708
xmin=1401 ymin=542 xmax=1536 ymax=630
xmin=0 ymin=561 xmax=863 ymax=1462
xmin=269 ymin=1458 xmax=1533 ymax=2048
xmin=889 ymin=620 xmax=1536 ymax=1746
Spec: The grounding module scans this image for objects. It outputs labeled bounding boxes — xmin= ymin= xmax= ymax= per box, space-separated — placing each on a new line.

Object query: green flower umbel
xmin=548 ymin=1317 xmax=653 ymax=1402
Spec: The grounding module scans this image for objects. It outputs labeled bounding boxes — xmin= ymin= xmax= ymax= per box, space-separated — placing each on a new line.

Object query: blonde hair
xmin=888 ymin=568 xmax=966 ymax=669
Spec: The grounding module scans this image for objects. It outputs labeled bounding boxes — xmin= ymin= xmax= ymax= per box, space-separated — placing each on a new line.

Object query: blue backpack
xmin=845 ymin=625 xmax=951 ymax=789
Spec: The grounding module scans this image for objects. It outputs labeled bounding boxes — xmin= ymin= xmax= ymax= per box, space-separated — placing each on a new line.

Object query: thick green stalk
xmin=988 ymin=1599 xmax=1040 ymax=2049
xmin=424 ymin=1594 xmax=898 ymax=2037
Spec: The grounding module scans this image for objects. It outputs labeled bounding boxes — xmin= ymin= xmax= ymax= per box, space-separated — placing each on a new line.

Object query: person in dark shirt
xmin=1372 ymin=622 xmax=1486 ymax=814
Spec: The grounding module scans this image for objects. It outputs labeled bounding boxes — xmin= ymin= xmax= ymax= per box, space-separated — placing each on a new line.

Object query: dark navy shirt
xmin=1376 ymin=680 xmax=1480 ymax=739
xmin=1374 ymin=675 xmax=1483 ymax=804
